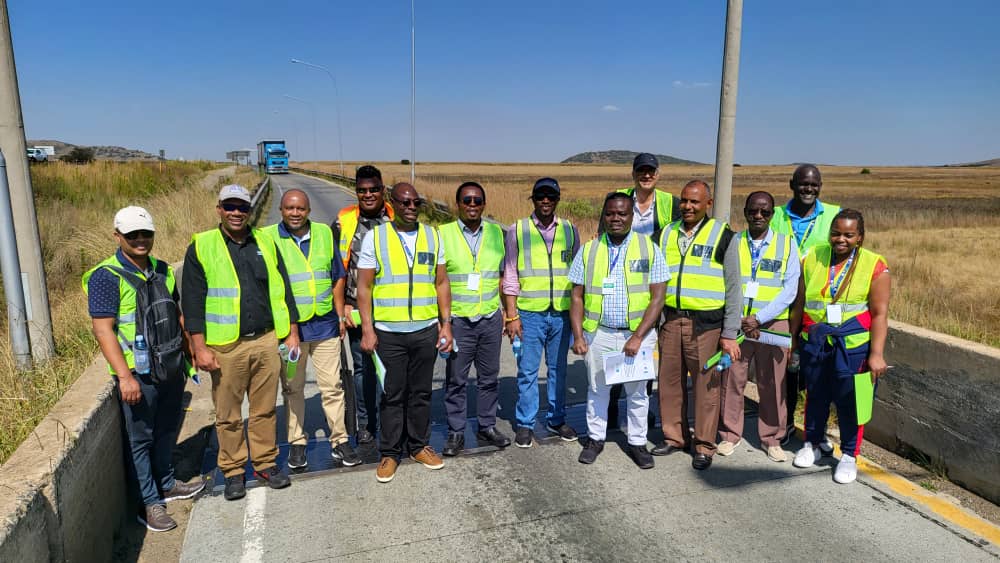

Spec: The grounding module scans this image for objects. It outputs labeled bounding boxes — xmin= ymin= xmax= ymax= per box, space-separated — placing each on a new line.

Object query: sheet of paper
xmin=372 ymin=351 xmax=386 ymax=391
xmin=745 ymin=330 xmax=792 ymax=349
xmin=603 ymin=346 xmax=656 ymax=385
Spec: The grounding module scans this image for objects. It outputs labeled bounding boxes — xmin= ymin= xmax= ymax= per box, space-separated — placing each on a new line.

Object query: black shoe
xmin=578 ymin=440 xmax=604 ymax=464
xmin=476 ymin=427 xmax=511 ymax=448
xmin=224 ymin=475 xmax=246 ymax=501
xmin=629 ymin=445 xmax=655 ymax=469
xmin=780 ymin=423 xmax=796 ymax=446
xmin=692 ymin=453 xmax=713 ymax=470
xmin=254 ymin=466 xmax=291 ymax=489
xmin=515 ymin=427 xmax=534 ymax=448
xmin=287 ymin=444 xmax=308 ymax=469
xmin=356 ymin=429 xmax=375 ymax=445
xmin=546 ymin=422 xmax=579 ymax=442
xmin=331 ymin=442 xmax=362 ymax=467
xmin=443 ymin=433 xmax=465 ymax=457
xmin=651 ymin=442 xmax=686 ymax=456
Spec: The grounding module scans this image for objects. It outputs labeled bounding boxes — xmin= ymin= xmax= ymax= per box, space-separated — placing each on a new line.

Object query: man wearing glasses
xmin=183 ymin=184 xmax=299 ymax=500
xmin=356 ymin=183 xmax=453 ymax=483
xmin=614 ymin=153 xmax=681 ymax=241
xmin=84 ymin=206 xmax=204 ymax=532
xmin=502 ymin=178 xmax=581 ymax=448
xmin=718 ymin=192 xmax=800 ymax=463
xmin=439 ymin=182 xmax=511 ymax=456
xmin=334 ymin=165 xmax=394 ymax=446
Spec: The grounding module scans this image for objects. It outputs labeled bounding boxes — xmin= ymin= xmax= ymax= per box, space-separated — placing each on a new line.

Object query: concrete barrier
xmin=867 ymin=320 xmax=1000 ymax=505
xmin=0 ymin=356 xmax=125 ymax=563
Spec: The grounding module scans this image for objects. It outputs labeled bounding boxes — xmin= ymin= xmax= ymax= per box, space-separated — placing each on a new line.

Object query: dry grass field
xmin=304 ymin=160 xmax=1000 ymax=348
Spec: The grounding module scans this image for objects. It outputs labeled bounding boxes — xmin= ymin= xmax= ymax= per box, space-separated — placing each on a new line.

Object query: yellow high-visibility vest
xmin=263 ymin=222 xmax=335 ymax=322
xmin=372 ymin=223 xmax=440 ymax=322
xmin=659 ymin=218 xmax=727 ymax=311
xmin=439 ymin=220 xmax=504 ymax=319
xmin=580 ymin=233 xmax=655 ymax=332
xmin=738 ymin=231 xmax=793 ymax=320
xmin=515 ymin=217 xmax=575 ymax=312
xmin=801 ymin=244 xmax=884 ymax=350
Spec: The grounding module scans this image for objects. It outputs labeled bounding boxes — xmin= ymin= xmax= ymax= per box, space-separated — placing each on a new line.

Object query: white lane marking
xmin=240 ymin=486 xmax=267 ymax=563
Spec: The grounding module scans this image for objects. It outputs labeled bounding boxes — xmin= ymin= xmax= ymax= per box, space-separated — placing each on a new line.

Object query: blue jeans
xmin=348 ymin=325 xmax=379 ymax=435
xmin=516 ymin=309 xmax=570 ymax=429
xmin=118 ymin=372 xmax=185 ymax=507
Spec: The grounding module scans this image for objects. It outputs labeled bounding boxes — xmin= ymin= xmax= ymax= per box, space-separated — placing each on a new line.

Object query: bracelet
xmin=504 ymin=315 xmax=520 ymax=323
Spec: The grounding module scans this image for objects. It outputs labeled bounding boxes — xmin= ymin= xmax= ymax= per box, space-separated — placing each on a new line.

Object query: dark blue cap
xmin=633 ymin=153 xmax=659 ymax=171
xmin=531 ymin=177 xmax=560 ymax=196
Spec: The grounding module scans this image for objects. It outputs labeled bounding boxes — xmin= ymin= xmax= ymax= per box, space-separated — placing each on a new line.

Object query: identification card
xmin=466 ymin=272 xmax=481 ymax=291
xmin=602 ymin=277 xmax=616 ymax=295
xmin=744 ymin=281 xmax=759 ymax=299
xmin=826 ymin=304 xmax=843 ymax=325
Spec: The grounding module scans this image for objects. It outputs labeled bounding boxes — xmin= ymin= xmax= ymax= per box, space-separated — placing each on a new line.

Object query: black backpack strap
xmin=102 ymin=265 xmax=149 ymax=289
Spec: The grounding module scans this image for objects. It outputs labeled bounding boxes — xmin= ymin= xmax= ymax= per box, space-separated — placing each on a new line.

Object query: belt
xmin=664 ymin=307 xmax=695 ymax=318
xmin=239 ymin=329 xmax=272 ymax=340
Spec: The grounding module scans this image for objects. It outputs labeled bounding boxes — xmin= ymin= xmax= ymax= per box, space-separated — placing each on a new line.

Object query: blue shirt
xmin=276 ymin=221 xmax=347 ymax=342
xmin=784 ymin=200 xmax=825 ymax=247
xmin=87 ymin=249 xmax=175 ymax=318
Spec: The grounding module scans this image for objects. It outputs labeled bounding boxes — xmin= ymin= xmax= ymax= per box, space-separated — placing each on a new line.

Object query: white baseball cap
xmin=114 ymin=206 xmax=155 ymax=234
xmin=218 ymin=184 xmax=252 ymax=204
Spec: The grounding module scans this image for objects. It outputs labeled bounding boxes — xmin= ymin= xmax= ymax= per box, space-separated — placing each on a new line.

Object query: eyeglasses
xmin=120 ymin=230 xmax=154 ymax=241
xmin=356 ymin=186 xmax=384 ymax=195
xmin=220 ymin=202 xmax=251 ymax=213
xmin=461 ymin=196 xmax=484 ymax=206
xmin=391 ymin=197 xmax=421 ymax=208
xmin=533 ymin=193 xmax=559 ymax=202
xmin=745 ymin=208 xmax=774 ymax=218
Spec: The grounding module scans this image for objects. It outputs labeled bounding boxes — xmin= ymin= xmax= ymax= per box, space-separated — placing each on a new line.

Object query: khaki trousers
xmin=280 ymin=337 xmax=347 ymax=447
xmin=719 ymin=319 xmax=790 ymax=448
xmin=657 ymin=314 xmax=722 ymax=456
xmin=210 ymin=331 xmax=280 ymax=477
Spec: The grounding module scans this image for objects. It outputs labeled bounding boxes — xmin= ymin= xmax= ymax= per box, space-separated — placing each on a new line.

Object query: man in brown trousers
xmin=652 ymin=180 xmax=742 ymax=470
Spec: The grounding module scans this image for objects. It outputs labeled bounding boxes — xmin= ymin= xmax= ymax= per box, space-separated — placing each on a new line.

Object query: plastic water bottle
xmin=133 ymin=334 xmax=150 ymax=375
xmin=716 ymin=353 xmax=733 ymax=372
xmin=512 ymin=336 xmax=522 ymax=360
xmin=278 ymin=343 xmax=289 ymax=361
xmin=439 ymin=338 xmax=458 ymax=359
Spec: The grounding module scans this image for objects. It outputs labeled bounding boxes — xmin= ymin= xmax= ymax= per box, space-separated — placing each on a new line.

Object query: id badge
xmin=826 ymin=304 xmax=843 ymax=325
xmin=602 ymin=277 xmax=615 ymax=295
xmin=744 ymin=281 xmax=759 ymax=299
xmin=466 ymin=272 xmax=481 ymax=291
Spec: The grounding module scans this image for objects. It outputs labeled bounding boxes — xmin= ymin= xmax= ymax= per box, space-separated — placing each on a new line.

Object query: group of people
xmin=85 ymin=154 xmax=890 ymax=533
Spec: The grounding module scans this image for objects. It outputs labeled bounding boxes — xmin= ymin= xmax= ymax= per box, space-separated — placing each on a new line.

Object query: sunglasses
xmin=391 ymin=197 xmax=422 ymax=208
xmin=120 ymin=230 xmax=154 ymax=241
xmin=220 ymin=202 xmax=251 ymax=213
xmin=533 ymin=193 xmax=559 ymax=202
xmin=356 ymin=186 xmax=384 ymax=195
xmin=461 ymin=196 xmax=484 ymax=206
xmin=745 ymin=208 xmax=774 ymax=218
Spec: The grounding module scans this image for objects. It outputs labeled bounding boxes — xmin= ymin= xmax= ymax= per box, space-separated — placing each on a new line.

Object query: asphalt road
xmin=180 ymin=172 xmax=1000 ymax=562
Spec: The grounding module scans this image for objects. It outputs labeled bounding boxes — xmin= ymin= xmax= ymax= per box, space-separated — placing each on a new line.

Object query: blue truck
xmin=257 ymin=140 xmax=289 ymax=174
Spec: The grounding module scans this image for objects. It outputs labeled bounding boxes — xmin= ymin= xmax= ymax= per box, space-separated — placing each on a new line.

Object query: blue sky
xmin=10 ymin=1 xmax=1000 ymax=165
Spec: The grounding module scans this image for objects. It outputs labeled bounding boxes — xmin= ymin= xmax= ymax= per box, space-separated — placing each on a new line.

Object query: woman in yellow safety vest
xmin=790 ymin=209 xmax=890 ymax=484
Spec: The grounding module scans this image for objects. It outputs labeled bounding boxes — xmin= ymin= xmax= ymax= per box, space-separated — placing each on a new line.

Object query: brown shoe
xmin=376 ymin=457 xmax=398 ymax=483
xmin=409 ymin=446 xmax=445 ymax=470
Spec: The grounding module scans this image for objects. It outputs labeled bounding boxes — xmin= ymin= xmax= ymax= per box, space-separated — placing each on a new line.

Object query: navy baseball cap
xmin=531 ymin=177 xmax=560 ymax=197
xmin=632 ymin=153 xmax=659 ymax=171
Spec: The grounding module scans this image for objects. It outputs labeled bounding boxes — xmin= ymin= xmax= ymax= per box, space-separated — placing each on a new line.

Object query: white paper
xmin=603 ymin=347 xmax=656 ymax=384
xmin=745 ymin=331 xmax=792 ymax=349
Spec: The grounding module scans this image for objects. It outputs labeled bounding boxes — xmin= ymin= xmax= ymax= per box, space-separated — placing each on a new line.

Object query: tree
xmin=61 ymin=147 xmax=95 ymax=164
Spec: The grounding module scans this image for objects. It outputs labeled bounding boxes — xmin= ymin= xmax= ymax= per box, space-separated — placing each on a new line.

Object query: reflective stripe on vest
xmin=263 ymin=222 xmax=335 ymax=322
xmin=337 ymin=204 xmax=395 ymax=269
xmin=659 ymin=218 xmax=726 ymax=311
xmin=770 ymin=202 xmax=842 ymax=254
xmin=738 ymin=231 xmax=792 ymax=320
xmin=82 ymin=255 xmax=176 ymax=375
xmin=515 ymin=217 xmax=575 ymax=312
xmin=581 ymin=233 xmax=654 ymax=333
xmin=372 ymin=223 xmax=439 ymax=322
xmin=439 ymin=220 xmax=504 ymax=318
xmin=618 ymin=187 xmax=674 ymax=231
xmin=193 ymin=228 xmax=291 ymax=345
xmin=801 ymin=244 xmax=883 ymax=350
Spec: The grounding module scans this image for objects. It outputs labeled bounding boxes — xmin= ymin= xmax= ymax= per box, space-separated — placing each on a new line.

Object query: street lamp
xmin=283 ymin=94 xmax=319 ymax=164
xmin=291 ymin=58 xmax=345 ymax=176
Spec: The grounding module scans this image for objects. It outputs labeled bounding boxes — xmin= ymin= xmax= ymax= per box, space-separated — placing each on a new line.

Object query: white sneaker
xmin=793 ymin=442 xmax=821 ymax=468
xmin=834 ymin=454 xmax=858 ymax=484
xmin=717 ymin=439 xmax=742 ymax=456
xmin=819 ymin=440 xmax=835 ymax=456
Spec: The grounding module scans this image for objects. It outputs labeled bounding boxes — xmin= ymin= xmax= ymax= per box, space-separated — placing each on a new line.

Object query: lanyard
xmin=391 ymin=224 xmax=416 ymax=264
xmin=787 ymin=211 xmax=817 ymax=252
xmin=463 ymin=225 xmax=482 ymax=263
xmin=606 ymin=234 xmax=625 ymax=274
xmin=828 ymin=247 xmax=856 ymax=300
xmin=745 ymin=232 xmax=767 ymax=280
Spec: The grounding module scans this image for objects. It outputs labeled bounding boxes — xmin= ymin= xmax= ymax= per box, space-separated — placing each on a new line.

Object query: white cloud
xmin=601 ymin=104 xmax=621 ymax=112
xmin=672 ymin=80 xmax=711 ymax=89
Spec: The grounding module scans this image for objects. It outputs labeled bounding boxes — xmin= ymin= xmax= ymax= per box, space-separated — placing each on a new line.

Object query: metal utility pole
xmin=712 ymin=0 xmax=743 ymax=223
xmin=0 ymin=1 xmax=54 ymax=361
xmin=0 ymin=150 xmax=31 ymax=370
xmin=410 ymin=0 xmax=416 ymax=184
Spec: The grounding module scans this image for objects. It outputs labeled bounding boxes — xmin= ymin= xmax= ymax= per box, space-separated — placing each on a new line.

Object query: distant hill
xmin=944 ymin=157 xmax=1000 ymax=167
xmin=562 ymin=150 xmax=703 ymax=166
xmin=28 ymin=139 xmax=158 ymax=161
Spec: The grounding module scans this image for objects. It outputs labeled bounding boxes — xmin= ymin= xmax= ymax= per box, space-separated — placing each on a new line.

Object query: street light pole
xmin=284 ymin=94 xmax=318 ymax=164
xmin=291 ymin=58 xmax=345 ymax=176
xmin=712 ymin=0 xmax=743 ymax=223
xmin=410 ymin=0 xmax=416 ymax=184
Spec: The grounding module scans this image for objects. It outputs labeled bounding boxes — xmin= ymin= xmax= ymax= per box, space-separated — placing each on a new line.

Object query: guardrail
xmin=249 ymin=176 xmax=271 ymax=226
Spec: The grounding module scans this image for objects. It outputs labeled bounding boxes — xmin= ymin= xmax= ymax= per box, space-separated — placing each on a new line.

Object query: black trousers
xmin=377 ymin=325 xmax=439 ymax=458
xmin=444 ymin=313 xmax=503 ymax=433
